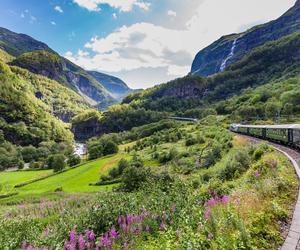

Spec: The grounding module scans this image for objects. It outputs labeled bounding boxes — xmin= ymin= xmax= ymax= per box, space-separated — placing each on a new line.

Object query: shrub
xmin=219 ymin=148 xmax=251 ymax=181
xmin=121 ymin=166 xmax=149 ymax=192
xmin=67 ymin=154 xmax=81 ymax=166
xmin=102 ymin=141 xmax=118 ymax=155
xmin=89 ymin=144 xmax=103 ymax=160
xmin=47 ymin=154 xmax=66 ymax=172
xmin=18 ymin=160 xmax=25 ymax=170
xmin=185 ymin=136 xmax=197 ymax=146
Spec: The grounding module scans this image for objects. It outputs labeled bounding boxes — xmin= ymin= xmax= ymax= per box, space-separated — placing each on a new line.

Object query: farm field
xmin=0 ymin=152 xmax=129 ymax=202
xmin=0 ymin=169 xmax=52 ymax=189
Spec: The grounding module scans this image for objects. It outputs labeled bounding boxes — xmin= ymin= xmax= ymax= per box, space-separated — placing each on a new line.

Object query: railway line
xmin=235 ymin=134 xmax=300 ymax=250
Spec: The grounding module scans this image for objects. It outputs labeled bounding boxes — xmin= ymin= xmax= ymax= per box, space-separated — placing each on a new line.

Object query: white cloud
xmin=167 ymin=10 xmax=177 ymax=18
xmin=72 ymin=0 xmax=150 ymax=12
xmin=112 ymin=13 xmax=117 ymax=19
xmin=20 ymin=13 xmax=25 ymax=18
xmin=66 ymin=0 xmax=296 ymax=88
xmin=51 ymin=21 xmax=56 ymax=25
xmin=54 ymin=5 xmax=64 ymax=13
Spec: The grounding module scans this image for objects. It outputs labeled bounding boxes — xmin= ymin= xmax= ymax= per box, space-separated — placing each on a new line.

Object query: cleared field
xmin=0 ymin=170 xmax=52 ymax=192
xmin=18 ymin=153 xmax=127 ymax=194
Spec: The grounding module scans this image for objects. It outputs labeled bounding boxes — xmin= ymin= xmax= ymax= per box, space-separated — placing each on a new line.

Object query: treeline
xmin=0 ymin=138 xmax=80 ymax=171
xmin=71 ymin=105 xmax=168 ymax=140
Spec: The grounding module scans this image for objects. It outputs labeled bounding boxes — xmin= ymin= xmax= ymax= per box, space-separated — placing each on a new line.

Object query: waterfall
xmin=219 ymin=38 xmax=239 ymax=72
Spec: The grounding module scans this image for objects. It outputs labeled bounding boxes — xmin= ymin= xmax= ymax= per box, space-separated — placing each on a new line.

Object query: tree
xmin=21 ymin=146 xmax=37 ymax=163
xmin=283 ymin=103 xmax=293 ymax=120
xmin=265 ymin=101 xmax=282 ymax=119
xmin=88 ymin=144 xmax=103 ymax=160
xmin=121 ymin=166 xmax=149 ymax=192
xmin=47 ymin=154 xmax=66 ymax=172
xmin=102 ymin=141 xmax=118 ymax=155
xmin=67 ymin=154 xmax=81 ymax=166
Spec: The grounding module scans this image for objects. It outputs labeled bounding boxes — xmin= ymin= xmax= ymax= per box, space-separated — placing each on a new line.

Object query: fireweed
xmin=22 ymin=206 xmax=179 ymax=250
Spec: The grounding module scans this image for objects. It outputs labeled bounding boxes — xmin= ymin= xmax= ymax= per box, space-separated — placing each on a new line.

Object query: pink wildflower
xmin=22 ymin=240 xmax=27 ymax=250
xmin=221 ymin=195 xmax=230 ymax=204
xmin=254 ymin=169 xmax=260 ymax=178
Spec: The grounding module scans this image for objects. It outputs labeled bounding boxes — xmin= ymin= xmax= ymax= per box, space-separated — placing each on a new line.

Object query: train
xmin=229 ymin=124 xmax=300 ymax=148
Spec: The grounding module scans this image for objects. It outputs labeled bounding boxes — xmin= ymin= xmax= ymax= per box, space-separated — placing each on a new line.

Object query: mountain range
xmin=0 ymin=27 xmax=134 ymax=109
xmin=123 ymin=0 xmax=300 ymax=110
xmin=0 ymin=0 xmax=300 ymax=144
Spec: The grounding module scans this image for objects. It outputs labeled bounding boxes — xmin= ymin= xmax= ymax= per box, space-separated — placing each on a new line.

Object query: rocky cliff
xmin=191 ymin=0 xmax=300 ymax=76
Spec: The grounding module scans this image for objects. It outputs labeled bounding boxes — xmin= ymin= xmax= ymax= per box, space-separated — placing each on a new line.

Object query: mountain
xmin=0 ymin=27 xmax=52 ymax=56
xmin=0 ymin=48 xmax=90 ymax=122
xmin=88 ymin=71 xmax=134 ymax=100
xmin=123 ymin=30 xmax=300 ymax=112
xmin=0 ymin=27 xmax=116 ymax=109
xmin=191 ymin=0 xmax=300 ymax=76
xmin=0 ymin=58 xmax=75 ymax=146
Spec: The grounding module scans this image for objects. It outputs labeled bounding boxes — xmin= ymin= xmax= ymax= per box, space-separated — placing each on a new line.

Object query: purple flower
xmin=160 ymin=223 xmax=166 ymax=231
xmin=43 ymin=228 xmax=49 ymax=237
xmin=22 ymin=240 xmax=27 ymax=250
xmin=109 ymin=226 xmax=118 ymax=239
xmin=208 ymin=233 xmax=213 ymax=240
xmin=145 ymin=225 xmax=150 ymax=233
xmin=235 ymin=198 xmax=241 ymax=205
xmin=221 ymin=195 xmax=230 ymax=205
xmin=254 ymin=170 xmax=260 ymax=178
xmin=78 ymin=234 xmax=85 ymax=250
xmin=204 ymin=208 xmax=211 ymax=220
xmin=69 ymin=229 xmax=76 ymax=245
xmin=208 ymin=198 xmax=216 ymax=206
xmin=89 ymin=230 xmax=95 ymax=241
xmin=63 ymin=240 xmax=68 ymax=249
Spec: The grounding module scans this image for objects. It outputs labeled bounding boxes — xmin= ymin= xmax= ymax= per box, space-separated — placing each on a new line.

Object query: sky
xmin=0 ymin=0 xmax=297 ymax=89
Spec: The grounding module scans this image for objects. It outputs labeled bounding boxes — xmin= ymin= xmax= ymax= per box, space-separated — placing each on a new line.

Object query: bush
xmin=219 ymin=148 xmax=251 ymax=181
xmin=67 ymin=154 xmax=81 ymax=166
xmin=121 ymin=166 xmax=149 ymax=192
xmin=47 ymin=154 xmax=66 ymax=172
xmin=185 ymin=136 xmax=197 ymax=146
xmin=102 ymin=141 xmax=118 ymax=155
xmin=18 ymin=160 xmax=25 ymax=170
xmin=89 ymin=144 xmax=103 ymax=160
xmin=29 ymin=161 xmax=43 ymax=169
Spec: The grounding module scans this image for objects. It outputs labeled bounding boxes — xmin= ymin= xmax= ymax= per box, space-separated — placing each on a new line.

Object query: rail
xmin=168 ymin=117 xmax=198 ymax=123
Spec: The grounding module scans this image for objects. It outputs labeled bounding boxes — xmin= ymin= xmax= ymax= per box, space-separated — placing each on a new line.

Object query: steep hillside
xmin=11 ymin=50 xmax=115 ymax=108
xmin=0 ymin=28 xmax=116 ymax=109
xmin=88 ymin=71 xmax=134 ymax=100
xmin=0 ymin=61 xmax=73 ymax=146
xmin=191 ymin=0 xmax=300 ymax=76
xmin=0 ymin=27 xmax=52 ymax=56
xmin=124 ymin=31 xmax=300 ymax=112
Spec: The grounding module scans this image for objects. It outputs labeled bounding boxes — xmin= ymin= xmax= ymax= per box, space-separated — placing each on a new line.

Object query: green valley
xmin=1 ymin=0 xmax=300 ymax=249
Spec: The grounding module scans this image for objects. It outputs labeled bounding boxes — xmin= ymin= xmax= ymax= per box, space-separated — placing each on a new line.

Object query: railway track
xmin=236 ymin=134 xmax=300 ymax=250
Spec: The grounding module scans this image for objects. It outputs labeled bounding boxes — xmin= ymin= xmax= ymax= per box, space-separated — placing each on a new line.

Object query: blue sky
xmin=0 ymin=0 xmax=297 ymax=88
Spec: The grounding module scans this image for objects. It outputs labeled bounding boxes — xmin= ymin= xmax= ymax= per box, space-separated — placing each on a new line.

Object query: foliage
xmin=47 ymin=154 xmax=66 ymax=172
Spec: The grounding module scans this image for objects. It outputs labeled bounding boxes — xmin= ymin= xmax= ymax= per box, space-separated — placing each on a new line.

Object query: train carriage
xmin=249 ymin=127 xmax=263 ymax=137
xmin=230 ymin=124 xmax=300 ymax=149
xmin=266 ymin=128 xmax=289 ymax=144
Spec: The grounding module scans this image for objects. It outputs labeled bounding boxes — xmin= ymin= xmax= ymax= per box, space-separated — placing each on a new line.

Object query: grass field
xmin=0 ymin=152 xmax=129 ymax=203
xmin=0 ymin=169 xmax=52 ymax=193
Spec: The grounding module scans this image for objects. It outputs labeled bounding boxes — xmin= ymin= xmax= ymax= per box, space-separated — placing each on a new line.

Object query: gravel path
xmin=236 ymin=134 xmax=300 ymax=250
